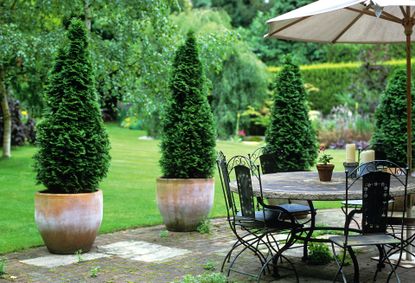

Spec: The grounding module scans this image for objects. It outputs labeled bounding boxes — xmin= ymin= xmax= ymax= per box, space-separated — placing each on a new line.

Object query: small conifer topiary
xmin=371 ymin=69 xmax=413 ymax=166
xmin=160 ymin=32 xmax=216 ymax=179
xmin=34 ymin=19 xmax=111 ymax=193
xmin=265 ymin=57 xmax=318 ymax=171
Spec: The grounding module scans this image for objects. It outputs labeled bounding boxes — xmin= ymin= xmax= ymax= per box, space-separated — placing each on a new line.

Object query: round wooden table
xmin=251 ymin=171 xmax=415 ymax=201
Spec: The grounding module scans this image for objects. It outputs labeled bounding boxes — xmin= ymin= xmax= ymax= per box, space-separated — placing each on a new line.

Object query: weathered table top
xmin=233 ymin=171 xmax=415 ymax=201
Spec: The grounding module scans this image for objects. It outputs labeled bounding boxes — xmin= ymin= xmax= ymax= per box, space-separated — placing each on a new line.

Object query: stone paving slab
xmin=99 ymin=240 xmax=191 ymax=262
xmin=0 ymin=209 xmax=413 ymax=282
xmin=20 ymin=252 xmax=110 ymax=268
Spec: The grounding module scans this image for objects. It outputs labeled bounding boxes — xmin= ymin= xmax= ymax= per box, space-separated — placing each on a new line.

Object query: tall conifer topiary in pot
xmin=33 ymin=19 xmax=110 ymax=254
xmin=157 ymin=32 xmax=216 ymax=232
xmin=265 ymin=56 xmax=317 ymax=171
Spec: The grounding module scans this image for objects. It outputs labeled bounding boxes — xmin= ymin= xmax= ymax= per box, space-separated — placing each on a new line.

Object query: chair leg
xmin=331 ymin=242 xmax=348 ymax=283
xmin=347 ymin=246 xmax=360 ymax=283
xmin=383 ymin=244 xmax=401 ymax=283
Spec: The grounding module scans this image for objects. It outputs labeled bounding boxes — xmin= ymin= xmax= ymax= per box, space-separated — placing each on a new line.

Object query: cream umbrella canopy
xmin=266 ymin=0 xmax=415 ymax=171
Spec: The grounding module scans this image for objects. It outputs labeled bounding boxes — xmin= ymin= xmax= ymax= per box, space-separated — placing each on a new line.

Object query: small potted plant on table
xmin=156 ymin=32 xmax=216 ymax=232
xmin=316 ymin=146 xmax=334 ymax=182
xmin=33 ymin=19 xmax=111 ymax=254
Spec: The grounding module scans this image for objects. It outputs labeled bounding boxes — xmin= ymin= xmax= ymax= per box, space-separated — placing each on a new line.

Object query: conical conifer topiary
xmin=34 ymin=19 xmax=111 ymax=193
xmin=160 ymin=32 xmax=216 ymax=178
xmin=371 ymin=69 xmax=414 ymax=166
xmin=265 ymin=57 xmax=317 ymax=171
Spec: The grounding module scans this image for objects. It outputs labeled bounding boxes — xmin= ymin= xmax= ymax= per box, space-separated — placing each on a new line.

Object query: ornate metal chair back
xmin=235 ymin=165 xmax=256 ymax=218
xmin=227 ymin=155 xmax=262 ymax=221
xmin=361 ymin=171 xmax=391 ymax=234
xmin=216 ymin=152 xmax=237 ymax=222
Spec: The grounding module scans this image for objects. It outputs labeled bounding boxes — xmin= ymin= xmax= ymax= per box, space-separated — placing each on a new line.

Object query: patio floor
xmin=0 ymin=209 xmax=414 ymax=283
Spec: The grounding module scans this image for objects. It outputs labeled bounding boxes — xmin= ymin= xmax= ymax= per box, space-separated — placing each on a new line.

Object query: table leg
xmin=406 ymin=194 xmax=413 ymax=261
xmin=302 ymin=200 xmax=316 ymax=261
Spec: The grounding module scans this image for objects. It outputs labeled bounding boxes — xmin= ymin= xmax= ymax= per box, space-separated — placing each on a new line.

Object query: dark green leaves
xmin=34 ymin=19 xmax=111 ymax=193
xmin=160 ymin=32 xmax=216 ymax=179
xmin=265 ymin=57 xmax=318 ymax=171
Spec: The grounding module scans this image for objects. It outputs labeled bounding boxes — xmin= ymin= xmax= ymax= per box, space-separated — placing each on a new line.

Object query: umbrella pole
xmin=405 ymin=26 xmax=413 ymax=174
xmin=405 ymin=18 xmax=414 ymax=262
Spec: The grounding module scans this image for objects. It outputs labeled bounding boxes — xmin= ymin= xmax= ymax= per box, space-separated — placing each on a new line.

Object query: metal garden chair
xmin=216 ymin=152 xmax=301 ymax=281
xmin=330 ymin=160 xmax=408 ymax=283
xmin=249 ymin=147 xmax=315 ymax=219
xmin=341 ymin=144 xmax=392 ymax=230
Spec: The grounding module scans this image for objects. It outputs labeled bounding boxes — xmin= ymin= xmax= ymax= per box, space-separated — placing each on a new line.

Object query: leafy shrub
xmin=34 ymin=19 xmax=111 ymax=193
xmin=160 ymin=32 xmax=216 ymax=179
xmin=197 ymin=219 xmax=211 ymax=234
xmin=265 ymin=57 xmax=318 ymax=171
xmin=371 ymin=69 xmax=413 ymax=166
xmin=308 ymin=243 xmax=332 ymax=265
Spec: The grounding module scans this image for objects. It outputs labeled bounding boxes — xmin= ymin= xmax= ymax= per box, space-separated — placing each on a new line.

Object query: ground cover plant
xmin=0 ymin=124 xmax=345 ymax=254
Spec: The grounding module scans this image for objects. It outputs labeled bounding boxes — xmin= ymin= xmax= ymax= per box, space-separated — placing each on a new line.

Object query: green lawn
xmin=0 ymin=124 xmax=345 ymax=254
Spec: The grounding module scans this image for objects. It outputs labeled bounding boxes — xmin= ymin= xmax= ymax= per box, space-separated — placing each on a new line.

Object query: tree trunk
xmin=83 ymin=0 xmax=91 ymax=31
xmin=0 ymin=67 xmax=11 ymax=158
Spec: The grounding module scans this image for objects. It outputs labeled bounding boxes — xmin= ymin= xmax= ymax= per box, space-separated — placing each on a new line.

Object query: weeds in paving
xmin=90 ymin=266 xmax=101 ymax=278
xmin=75 ymin=249 xmax=84 ymax=263
xmin=0 ymin=258 xmax=6 ymax=277
xmin=307 ymin=243 xmax=332 ymax=265
xmin=202 ymin=260 xmax=216 ymax=271
xmin=176 ymin=272 xmax=227 ymax=283
xmin=159 ymin=230 xmax=169 ymax=238
xmin=197 ymin=219 xmax=211 ymax=234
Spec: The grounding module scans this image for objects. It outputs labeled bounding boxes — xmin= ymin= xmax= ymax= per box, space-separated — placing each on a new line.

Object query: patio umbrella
xmin=266 ymin=0 xmax=415 ymax=171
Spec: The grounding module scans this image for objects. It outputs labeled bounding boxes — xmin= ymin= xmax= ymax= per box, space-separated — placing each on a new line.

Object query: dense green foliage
xmin=34 ymin=19 xmax=110 ymax=193
xmin=211 ymin=52 xmax=269 ymax=138
xmin=371 ymin=69 xmax=414 ymax=166
xmin=160 ymin=33 xmax=216 ymax=179
xmin=268 ymin=60 xmax=415 ymax=115
xmin=265 ymin=58 xmax=318 ymax=171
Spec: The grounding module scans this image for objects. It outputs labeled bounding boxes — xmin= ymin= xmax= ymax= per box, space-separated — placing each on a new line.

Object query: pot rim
xmin=36 ymin=189 xmax=102 ymax=197
xmin=316 ymin=163 xmax=334 ymax=168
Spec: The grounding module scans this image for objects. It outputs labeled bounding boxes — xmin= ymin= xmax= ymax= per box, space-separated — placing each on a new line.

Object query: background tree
xmin=265 ymin=57 xmax=318 ymax=171
xmin=371 ymin=69 xmax=413 ymax=166
xmin=160 ymin=32 xmax=216 ymax=178
xmin=34 ymin=19 xmax=110 ymax=193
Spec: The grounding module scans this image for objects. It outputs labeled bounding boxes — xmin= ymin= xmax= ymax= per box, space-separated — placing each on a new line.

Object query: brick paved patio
xmin=0 ymin=209 xmax=413 ymax=283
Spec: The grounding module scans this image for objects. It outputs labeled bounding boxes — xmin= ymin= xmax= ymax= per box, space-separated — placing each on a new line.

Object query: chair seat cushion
xmin=330 ymin=233 xmax=401 ymax=247
xmin=236 ymin=210 xmax=301 ymax=230
xmin=278 ymin=203 xmax=313 ymax=214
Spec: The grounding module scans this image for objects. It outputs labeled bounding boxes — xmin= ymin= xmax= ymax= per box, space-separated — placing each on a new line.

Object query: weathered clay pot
xmin=35 ymin=190 xmax=103 ymax=254
xmin=156 ymin=178 xmax=214 ymax=232
xmin=316 ymin=164 xmax=335 ymax=182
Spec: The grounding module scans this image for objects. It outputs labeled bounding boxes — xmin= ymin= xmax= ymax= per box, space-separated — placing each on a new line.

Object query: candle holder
xmin=343 ymin=162 xmax=358 ymax=178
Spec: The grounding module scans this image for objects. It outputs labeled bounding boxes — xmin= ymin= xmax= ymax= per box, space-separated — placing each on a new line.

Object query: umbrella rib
xmin=266 ymin=16 xmax=310 ymax=38
xmin=345 ymin=7 xmax=401 ymax=24
xmin=400 ymin=6 xmax=408 ymax=18
xmin=332 ymin=7 xmax=368 ymax=43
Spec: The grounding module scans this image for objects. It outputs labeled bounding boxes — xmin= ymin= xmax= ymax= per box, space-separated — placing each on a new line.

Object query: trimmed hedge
xmin=268 ymin=59 xmax=414 ymax=115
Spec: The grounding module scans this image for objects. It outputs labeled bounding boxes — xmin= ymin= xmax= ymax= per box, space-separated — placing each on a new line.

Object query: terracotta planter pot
xmin=316 ymin=164 xmax=335 ymax=182
xmin=35 ymin=190 xmax=103 ymax=254
xmin=156 ymin=178 xmax=214 ymax=232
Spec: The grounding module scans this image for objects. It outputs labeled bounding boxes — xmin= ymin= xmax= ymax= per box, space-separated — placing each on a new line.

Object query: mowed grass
xmin=0 ymin=124 xmax=345 ymax=254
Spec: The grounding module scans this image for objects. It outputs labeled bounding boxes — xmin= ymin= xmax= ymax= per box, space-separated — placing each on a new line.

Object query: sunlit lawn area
xmin=0 ymin=123 xmax=345 ymax=254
